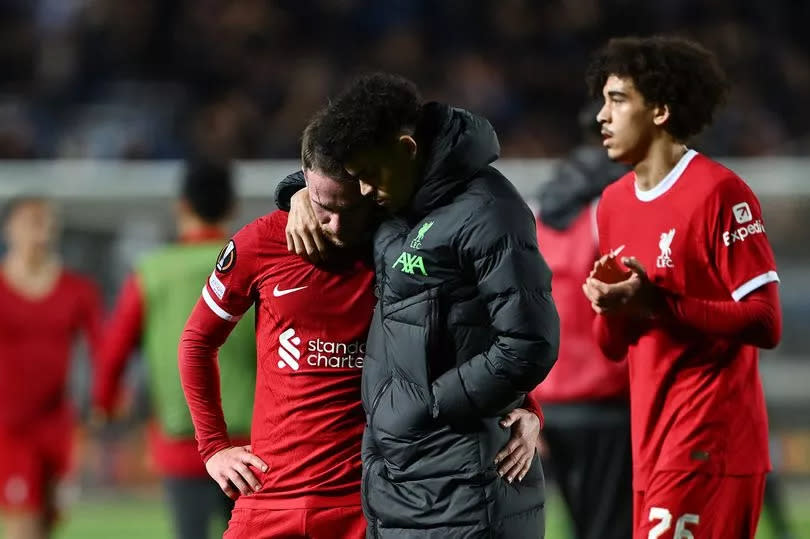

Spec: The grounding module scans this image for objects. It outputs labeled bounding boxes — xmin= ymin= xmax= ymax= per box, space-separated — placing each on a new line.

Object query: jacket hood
xmin=537 ymin=145 xmax=628 ymax=231
xmin=409 ymin=102 xmax=500 ymax=217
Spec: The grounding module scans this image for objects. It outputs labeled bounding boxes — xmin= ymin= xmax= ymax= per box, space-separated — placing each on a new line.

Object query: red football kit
xmin=0 ymin=270 xmax=102 ymax=511
xmin=179 ymin=211 xmax=374 ymax=538
xmin=595 ymin=150 xmax=780 ymax=538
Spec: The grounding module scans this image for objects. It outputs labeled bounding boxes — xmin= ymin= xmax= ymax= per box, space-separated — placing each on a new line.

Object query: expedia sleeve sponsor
xmin=709 ymin=181 xmax=779 ymax=300
xmin=722 ymin=219 xmax=766 ymax=247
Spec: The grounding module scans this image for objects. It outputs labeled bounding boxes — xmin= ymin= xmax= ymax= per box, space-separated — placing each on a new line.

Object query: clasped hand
xmin=582 ymin=254 xmax=655 ymax=316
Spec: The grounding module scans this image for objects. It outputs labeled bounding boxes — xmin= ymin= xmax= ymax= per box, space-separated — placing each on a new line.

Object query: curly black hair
xmin=181 ymin=159 xmax=235 ymax=223
xmin=302 ymin=72 xmax=423 ymax=178
xmin=586 ymin=36 xmax=730 ymax=142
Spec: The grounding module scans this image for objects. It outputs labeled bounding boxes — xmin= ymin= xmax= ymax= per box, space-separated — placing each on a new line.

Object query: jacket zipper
xmin=363 ymin=377 xmax=391 ymax=539
xmin=361 ymin=458 xmax=380 ymax=539
xmin=427 ymin=290 xmax=439 ymax=383
xmin=368 ymin=377 xmax=392 ymax=431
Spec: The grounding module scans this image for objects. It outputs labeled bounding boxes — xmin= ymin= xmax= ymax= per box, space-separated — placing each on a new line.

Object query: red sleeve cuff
xmin=522 ymin=393 xmax=544 ymax=430
xmin=200 ymin=439 xmax=234 ymax=463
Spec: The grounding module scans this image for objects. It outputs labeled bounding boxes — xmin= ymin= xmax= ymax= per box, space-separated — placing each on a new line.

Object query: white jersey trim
xmin=635 ymin=149 xmax=697 ymax=202
xmin=731 ymin=271 xmax=780 ymax=302
xmin=202 ymin=286 xmax=241 ymax=322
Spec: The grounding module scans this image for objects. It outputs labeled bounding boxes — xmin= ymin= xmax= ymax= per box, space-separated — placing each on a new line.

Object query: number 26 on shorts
xmin=648 ymin=507 xmax=699 ymax=539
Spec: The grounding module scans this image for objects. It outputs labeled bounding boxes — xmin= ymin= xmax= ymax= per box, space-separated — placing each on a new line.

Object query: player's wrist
xmin=201 ymin=438 xmax=234 ymax=463
xmin=627 ymin=280 xmax=666 ymax=321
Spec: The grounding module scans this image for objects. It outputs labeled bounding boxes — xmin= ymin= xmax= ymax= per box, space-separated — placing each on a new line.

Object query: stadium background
xmin=1 ymin=1 xmax=808 ymax=537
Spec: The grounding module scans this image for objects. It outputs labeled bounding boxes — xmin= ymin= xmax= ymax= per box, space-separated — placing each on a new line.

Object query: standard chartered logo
xmin=277 ymin=327 xmax=365 ymax=371
xmin=278 ymin=328 xmax=302 ymax=370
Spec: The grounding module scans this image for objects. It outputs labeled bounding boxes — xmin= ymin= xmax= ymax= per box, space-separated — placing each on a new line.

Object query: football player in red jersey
xmin=581 ymin=36 xmax=782 ymax=539
xmin=178 ymin=167 xmax=541 ymax=539
xmin=0 ymin=197 xmax=102 ymax=539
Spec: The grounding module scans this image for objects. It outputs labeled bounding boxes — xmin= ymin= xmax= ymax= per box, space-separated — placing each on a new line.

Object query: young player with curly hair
xmin=581 ymin=36 xmax=782 ymax=539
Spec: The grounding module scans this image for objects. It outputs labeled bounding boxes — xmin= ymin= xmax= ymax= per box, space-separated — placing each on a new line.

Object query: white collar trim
xmin=634 ymin=149 xmax=697 ymax=202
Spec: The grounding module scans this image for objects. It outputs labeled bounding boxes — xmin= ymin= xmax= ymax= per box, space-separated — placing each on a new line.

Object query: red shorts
xmin=0 ymin=428 xmax=73 ymax=512
xmin=224 ymin=505 xmax=366 ymax=539
xmin=633 ymin=471 xmax=766 ymax=539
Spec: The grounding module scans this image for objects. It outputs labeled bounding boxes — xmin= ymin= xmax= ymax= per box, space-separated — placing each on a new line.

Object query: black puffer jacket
xmin=361 ymin=103 xmax=559 ymax=538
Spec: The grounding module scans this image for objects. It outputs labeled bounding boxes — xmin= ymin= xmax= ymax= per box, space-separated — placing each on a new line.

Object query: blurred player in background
xmin=531 ymin=102 xmax=632 ymax=539
xmin=93 ymin=161 xmax=255 ymax=539
xmin=179 ymin=158 xmax=542 ymax=538
xmin=582 ymin=36 xmax=782 ymax=538
xmin=0 ymin=197 xmax=102 ymax=539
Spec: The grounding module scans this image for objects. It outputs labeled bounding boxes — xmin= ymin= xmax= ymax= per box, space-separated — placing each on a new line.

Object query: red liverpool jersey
xmin=596 ymin=150 xmax=778 ymax=489
xmin=0 ymin=270 xmax=102 ymax=433
xmin=201 ymin=210 xmax=375 ymax=508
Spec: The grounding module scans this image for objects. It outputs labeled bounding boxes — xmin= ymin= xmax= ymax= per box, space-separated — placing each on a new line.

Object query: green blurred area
xmin=2 ymin=486 xmax=807 ymax=539
xmin=55 ymin=498 xmax=173 ymax=539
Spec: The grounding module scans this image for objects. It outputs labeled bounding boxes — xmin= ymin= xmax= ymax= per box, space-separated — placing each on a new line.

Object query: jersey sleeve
xmin=202 ymin=224 xmax=260 ymax=322
xmin=93 ymin=273 xmax=144 ymax=413
xmin=706 ymin=177 xmax=779 ymax=301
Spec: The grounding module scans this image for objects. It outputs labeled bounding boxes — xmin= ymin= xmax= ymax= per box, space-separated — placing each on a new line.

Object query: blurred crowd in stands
xmin=1 ymin=0 xmax=809 ymax=160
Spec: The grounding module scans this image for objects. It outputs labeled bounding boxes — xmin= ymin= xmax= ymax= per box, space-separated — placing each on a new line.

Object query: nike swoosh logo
xmin=273 ymin=284 xmax=308 ymax=297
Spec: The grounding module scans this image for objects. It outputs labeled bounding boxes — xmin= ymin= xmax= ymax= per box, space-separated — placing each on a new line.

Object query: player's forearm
xmin=84 ymin=289 xmax=105 ymax=368
xmin=179 ymin=336 xmax=232 ymax=460
xmin=593 ymin=314 xmax=632 ymax=360
xmin=93 ymin=341 xmax=134 ymax=414
xmin=93 ymin=275 xmax=144 ymax=413
xmin=662 ymin=283 xmax=781 ymax=349
xmin=178 ymin=299 xmax=237 ymax=460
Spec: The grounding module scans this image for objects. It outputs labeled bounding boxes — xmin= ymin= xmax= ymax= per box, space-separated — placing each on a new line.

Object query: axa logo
xmin=277 ymin=328 xmax=365 ymax=371
xmin=732 ymin=202 xmax=752 ymax=224
xmin=656 ymin=228 xmax=676 ymax=268
xmin=723 ymin=220 xmax=765 ymax=246
xmin=410 ymin=221 xmax=434 ymax=249
xmin=278 ymin=328 xmax=301 ymax=370
xmin=393 ymin=251 xmax=427 ymax=276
